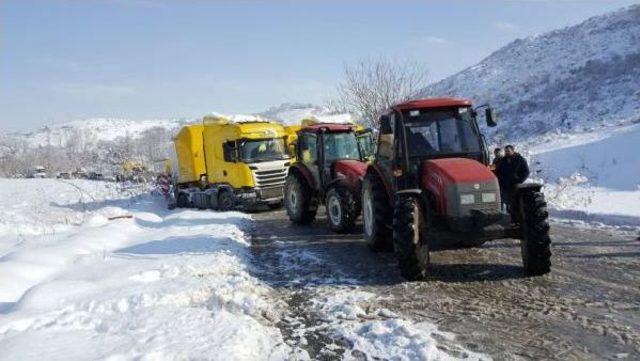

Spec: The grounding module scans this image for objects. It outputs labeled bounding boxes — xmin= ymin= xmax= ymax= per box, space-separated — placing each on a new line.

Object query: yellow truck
xmin=171 ymin=116 xmax=290 ymax=210
xmin=284 ymin=118 xmax=375 ymax=161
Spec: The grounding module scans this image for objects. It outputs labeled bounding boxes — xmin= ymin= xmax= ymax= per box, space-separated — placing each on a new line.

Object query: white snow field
xmin=0 ymin=179 xmax=483 ymax=360
xmin=0 ymin=179 xmax=292 ymax=360
xmin=525 ymin=123 xmax=640 ymax=228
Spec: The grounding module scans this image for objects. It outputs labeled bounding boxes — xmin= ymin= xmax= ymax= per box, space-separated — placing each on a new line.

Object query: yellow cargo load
xmin=173 ymin=124 xmax=206 ymax=184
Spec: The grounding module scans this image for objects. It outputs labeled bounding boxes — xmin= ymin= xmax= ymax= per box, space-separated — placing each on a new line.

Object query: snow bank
xmin=0 ymin=179 xmax=292 ymax=360
xmin=527 ymin=124 xmax=640 ymax=227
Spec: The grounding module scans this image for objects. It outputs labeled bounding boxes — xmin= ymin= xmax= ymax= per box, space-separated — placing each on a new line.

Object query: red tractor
xmin=285 ymin=123 xmax=371 ymax=233
xmin=362 ymin=98 xmax=551 ymax=280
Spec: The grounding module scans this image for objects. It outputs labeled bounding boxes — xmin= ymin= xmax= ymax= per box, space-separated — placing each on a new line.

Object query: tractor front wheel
xmin=518 ymin=191 xmax=552 ymax=276
xmin=362 ymin=175 xmax=392 ymax=252
xmin=284 ymin=173 xmax=317 ymax=224
xmin=393 ymin=196 xmax=430 ymax=281
xmin=325 ymin=186 xmax=357 ymax=233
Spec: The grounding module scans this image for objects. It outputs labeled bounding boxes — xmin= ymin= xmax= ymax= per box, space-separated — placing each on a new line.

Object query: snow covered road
xmin=251 ymin=209 xmax=640 ymax=360
xmin=1 ymin=179 xmax=639 ymax=360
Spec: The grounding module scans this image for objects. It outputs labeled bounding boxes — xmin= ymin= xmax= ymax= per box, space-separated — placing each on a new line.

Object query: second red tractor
xmin=284 ymin=123 xmax=372 ymax=232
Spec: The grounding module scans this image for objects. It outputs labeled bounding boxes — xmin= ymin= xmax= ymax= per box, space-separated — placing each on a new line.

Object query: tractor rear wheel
xmin=176 ymin=191 xmax=188 ymax=208
xmin=285 ymin=172 xmax=317 ymax=224
xmin=362 ymin=174 xmax=392 ymax=252
xmin=519 ymin=191 xmax=552 ymax=276
xmin=393 ymin=196 xmax=430 ymax=281
xmin=325 ymin=186 xmax=357 ymax=233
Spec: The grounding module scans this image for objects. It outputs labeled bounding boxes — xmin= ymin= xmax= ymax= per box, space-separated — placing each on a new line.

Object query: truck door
xmin=298 ymin=132 xmax=320 ymax=188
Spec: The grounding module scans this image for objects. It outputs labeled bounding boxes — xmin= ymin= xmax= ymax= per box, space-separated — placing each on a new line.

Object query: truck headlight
xmin=460 ymin=194 xmax=475 ymax=205
xmin=481 ymin=192 xmax=497 ymax=203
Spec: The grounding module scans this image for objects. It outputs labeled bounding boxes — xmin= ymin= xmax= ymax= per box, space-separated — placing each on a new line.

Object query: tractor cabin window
xmin=404 ymin=109 xmax=481 ymax=157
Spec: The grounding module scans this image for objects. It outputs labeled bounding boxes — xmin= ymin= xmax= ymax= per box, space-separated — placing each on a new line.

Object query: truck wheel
xmin=285 ymin=173 xmax=317 ymax=224
xmin=362 ymin=174 xmax=392 ymax=252
xmin=325 ymin=186 xmax=357 ymax=233
xmin=218 ymin=190 xmax=234 ymax=211
xmin=519 ymin=191 xmax=551 ymax=276
xmin=177 ymin=192 xmax=188 ymax=208
xmin=393 ymin=196 xmax=429 ymax=281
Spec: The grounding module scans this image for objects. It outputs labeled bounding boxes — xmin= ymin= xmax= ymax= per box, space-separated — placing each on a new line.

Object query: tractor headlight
xmin=481 ymin=192 xmax=497 ymax=203
xmin=460 ymin=194 xmax=475 ymax=205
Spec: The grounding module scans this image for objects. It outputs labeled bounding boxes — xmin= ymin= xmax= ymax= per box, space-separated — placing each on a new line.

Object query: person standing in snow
xmin=491 ymin=147 xmax=503 ymax=174
xmin=497 ymin=145 xmax=530 ymax=211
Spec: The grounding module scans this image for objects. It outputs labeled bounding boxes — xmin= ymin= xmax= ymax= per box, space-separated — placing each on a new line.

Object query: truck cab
xmin=172 ymin=116 xmax=290 ymax=210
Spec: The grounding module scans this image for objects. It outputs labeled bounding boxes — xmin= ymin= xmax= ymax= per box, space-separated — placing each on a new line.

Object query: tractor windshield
xmin=403 ymin=108 xmax=482 ymax=157
xmin=240 ymin=138 xmax=288 ymax=163
xmin=323 ymin=132 xmax=361 ymax=162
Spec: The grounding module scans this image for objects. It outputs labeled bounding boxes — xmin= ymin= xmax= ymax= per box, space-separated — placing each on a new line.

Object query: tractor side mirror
xmin=485 ymin=108 xmax=498 ymax=127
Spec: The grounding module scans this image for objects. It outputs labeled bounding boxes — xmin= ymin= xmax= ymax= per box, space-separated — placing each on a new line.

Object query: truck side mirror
xmin=485 ymin=108 xmax=498 ymax=127
xmin=288 ymin=143 xmax=296 ymax=157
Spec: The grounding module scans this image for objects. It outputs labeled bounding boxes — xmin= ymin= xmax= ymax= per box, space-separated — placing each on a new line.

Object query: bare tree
xmin=335 ymin=58 xmax=429 ymax=127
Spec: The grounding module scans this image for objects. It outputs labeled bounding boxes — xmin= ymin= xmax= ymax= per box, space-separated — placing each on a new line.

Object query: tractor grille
xmin=253 ymin=168 xmax=288 ymax=188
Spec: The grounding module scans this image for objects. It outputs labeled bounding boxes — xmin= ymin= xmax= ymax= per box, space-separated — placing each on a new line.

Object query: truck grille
xmin=260 ymin=186 xmax=284 ymax=200
xmin=254 ymin=168 xmax=288 ymax=188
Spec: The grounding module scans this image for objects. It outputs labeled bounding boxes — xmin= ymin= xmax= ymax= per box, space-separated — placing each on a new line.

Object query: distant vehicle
xmin=56 ymin=172 xmax=71 ymax=179
xmin=33 ymin=166 xmax=47 ymax=178
xmin=87 ymin=172 xmax=104 ymax=180
xmin=72 ymin=169 xmax=87 ymax=179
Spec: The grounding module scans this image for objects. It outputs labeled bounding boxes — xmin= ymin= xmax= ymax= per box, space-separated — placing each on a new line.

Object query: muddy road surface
xmin=249 ymin=208 xmax=640 ymax=360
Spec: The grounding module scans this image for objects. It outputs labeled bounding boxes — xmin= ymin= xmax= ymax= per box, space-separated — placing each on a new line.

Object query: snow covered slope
xmin=9 ymin=118 xmax=191 ymax=148
xmin=420 ymin=4 xmax=640 ymax=142
xmin=259 ymin=103 xmax=353 ymax=125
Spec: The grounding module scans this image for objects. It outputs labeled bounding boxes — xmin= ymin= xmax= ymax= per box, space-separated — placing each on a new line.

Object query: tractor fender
xmin=288 ymin=164 xmax=316 ymax=190
xmin=365 ymin=164 xmax=393 ymax=201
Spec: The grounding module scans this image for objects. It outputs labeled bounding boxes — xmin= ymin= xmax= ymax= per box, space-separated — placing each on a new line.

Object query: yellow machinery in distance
xmin=171 ymin=115 xmax=290 ymax=210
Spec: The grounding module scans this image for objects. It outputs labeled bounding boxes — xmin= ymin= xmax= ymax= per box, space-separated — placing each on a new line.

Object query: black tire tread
xmin=393 ymin=197 xmax=428 ymax=281
xmin=285 ymin=172 xmax=317 ymax=224
xmin=520 ymin=191 xmax=552 ymax=276
xmin=326 ymin=186 xmax=358 ymax=233
xmin=363 ymin=174 xmax=392 ymax=252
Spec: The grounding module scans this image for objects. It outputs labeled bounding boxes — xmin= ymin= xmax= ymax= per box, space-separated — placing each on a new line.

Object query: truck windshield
xmin=240 ymin=138 xmax=288 ymax=163
xmin=403 ymin=108 xmax=481 ymax=157
xmin=324 ymin=132 xmax=361 ymax=162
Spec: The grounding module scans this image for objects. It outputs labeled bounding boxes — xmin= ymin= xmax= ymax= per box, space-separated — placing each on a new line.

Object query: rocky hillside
xmin=420 ymin=5 xmax=640 ymax=142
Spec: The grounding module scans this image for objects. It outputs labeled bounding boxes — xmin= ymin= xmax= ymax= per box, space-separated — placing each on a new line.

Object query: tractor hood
xmin=421 ymin=158 xmax=495 ymax=186
xmin=332 ymin=159 xmax=368 ymax=190
xmin=333 ymin=159 xmax=368 ymax=178
xmin=421 ymin=158 xmax=500 ymax=216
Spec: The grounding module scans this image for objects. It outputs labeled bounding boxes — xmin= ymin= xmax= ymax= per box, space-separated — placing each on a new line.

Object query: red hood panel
xmin=334 ymin=159 xmax=368 ymax=177
xmin=422 ymin=158 xmax=495 ymax=185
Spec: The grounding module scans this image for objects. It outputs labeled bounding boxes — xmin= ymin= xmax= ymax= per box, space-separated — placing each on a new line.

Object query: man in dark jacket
xmin=491 ymin=147 xmax=503 ymax=175
xmin=497 ymin=145 xmax=530 ymax=211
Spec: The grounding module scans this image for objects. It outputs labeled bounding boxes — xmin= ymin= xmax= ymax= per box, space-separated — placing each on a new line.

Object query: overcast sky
xmin=1 ymin=0 xmax=639 ymax=131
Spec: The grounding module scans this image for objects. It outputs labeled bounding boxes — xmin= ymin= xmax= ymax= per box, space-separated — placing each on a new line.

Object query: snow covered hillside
xmin=421 ymin=4 xmax=640 ymax=142
xmin=259 ymin=103 xmax=353 ymax=125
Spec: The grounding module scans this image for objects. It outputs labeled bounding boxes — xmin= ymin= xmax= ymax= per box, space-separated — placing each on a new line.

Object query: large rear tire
xmin=284 ymin=172 xmax=317 ymax=224
xmin=519 ymin=191 xmax=552 ymax=276
xmin=362 ymin=174 xmax=392 ymax=252
xmin=393 ymin=196 xmax=430 ymax=281
xmin=325 ymin=186 xmax=357 ymax=233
